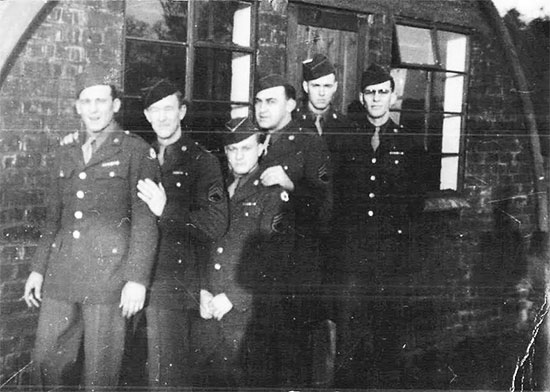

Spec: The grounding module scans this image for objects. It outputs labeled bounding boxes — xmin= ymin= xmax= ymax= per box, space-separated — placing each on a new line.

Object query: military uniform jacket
xmin=204 ymin=169 xmax=294 ymax=312
xmin=337 ymin=118 xmax=424 ymax=267
xmin=295 ymin=105 xmax=357 ymax=162
xmin=31 ymin=125 xmax=160 ymax=304
xmin=260 ymin=120 xmax=332 ymax=233
xmin=149 ymin=134 xmax=228 ymax=310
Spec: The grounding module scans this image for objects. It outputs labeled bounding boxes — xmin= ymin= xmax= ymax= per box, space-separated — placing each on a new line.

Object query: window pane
xmin=195 ymin=1 xmax=251 ymax=46
xmin=432 ymin=72 xmax=464 ymax=113
xmin=391 ymin=68 xmax=427 ymax=112
xmin=194 ymin=48 xmax=250 ymax=102
xmin=440 ymin=156 xmax=459 ymax=190
xmin=396 ymin=25 xmax=435 ymax=65
xmin=125 ymin=0 xmax=188 ymax=42
xmin=125 ymin=40 xmax=186 ymax=96
xmin=438 ymin=31 xmax=467 ymax=72
xmin=442 ymin=115 xmax=462 ymax=154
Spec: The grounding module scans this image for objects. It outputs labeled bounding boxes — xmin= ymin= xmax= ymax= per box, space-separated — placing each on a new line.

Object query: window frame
xmin=122 ymin=0 xmax=258 ymax=138
xmin=392 ymin=19 xmax=471 ymax=193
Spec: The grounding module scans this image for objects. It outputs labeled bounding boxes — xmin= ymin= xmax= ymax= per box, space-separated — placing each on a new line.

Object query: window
xmin=123 ymin=0 xmax=257 ymax=148
xmin=391 ymin=23 xmax=469 ymax=192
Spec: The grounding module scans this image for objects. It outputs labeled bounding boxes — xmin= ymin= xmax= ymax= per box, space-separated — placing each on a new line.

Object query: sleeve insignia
xmin=318 ymin=163 xmax=329 ymax=183
xmin=271 ymin=213 xmax=285 ymax=233
xmin=208 ymin=183 xmax=223 ymax=203
xmin=149 ymin=148 xmax=157 ymax=159
xmin=280 ymin=190 xmax=289 ymax=202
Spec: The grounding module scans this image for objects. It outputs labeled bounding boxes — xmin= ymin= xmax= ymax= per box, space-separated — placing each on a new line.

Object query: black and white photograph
xmin=0 ymin=0 xmax=549 ymax=391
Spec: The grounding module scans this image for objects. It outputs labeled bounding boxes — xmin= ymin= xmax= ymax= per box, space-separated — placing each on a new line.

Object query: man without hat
xmin=335 ymin=64 xmax=425 ymax=387
xmin=136 ymin=78 xmax=228 ymax=387
xmin=254 ymin=73 xmax=332 ymax=386
xmin=195 ymin=117 xmax=294 ymax=387
xmin=23 ymin=63 xmax=160 ymax=389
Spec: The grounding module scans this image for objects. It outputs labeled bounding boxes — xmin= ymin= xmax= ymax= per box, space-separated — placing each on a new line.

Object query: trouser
xmin=191 ymin=308 xmax=255 ymax=387
xmin=145 ymin=306 xmax=191 ymax=388
xmin=32 ymin=297 xmax=126 ymax=391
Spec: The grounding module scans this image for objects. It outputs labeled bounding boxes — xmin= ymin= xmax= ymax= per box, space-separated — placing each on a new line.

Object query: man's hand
xmin=200 ymin=289 xmax=214 ymax=319
xmin=137 ymin=179 xmax=167 ymax=217
xmin=260 ymin=165 xmax=294 ymax=191
xmin=210 ymin=293 xmax=233 ymax=321
xmin=23 ymin=271 xmax=44 ymax=308
xmin=60 ymin=131 xmax=79 ymax=146
xmin=120 ymin=281 xmax=146 ymax=318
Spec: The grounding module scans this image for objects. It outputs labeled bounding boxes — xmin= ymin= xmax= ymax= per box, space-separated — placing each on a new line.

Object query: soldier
xmin=23 ymin=64 xmax=160 ymax=390
xmin=197 ymin=117 xmax=294 ymax=387
xmin=254 ymin=74 xmax=332 ymax=386
xmin=135 ymin=79 xmax=228 ymax=387
xmin=335 ymin=64 xmax=425 ymax=387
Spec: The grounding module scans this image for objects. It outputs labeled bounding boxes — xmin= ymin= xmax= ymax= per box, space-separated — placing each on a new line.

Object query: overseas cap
xmin=255 ymin=73 xmax=295 ymax=98
xmin=141 ymin=79 xmax=181 ymax=109
xmin=223 ymin=117 xmax=261 ymax=146
xmin=360 ymin=63 xmax=393 ymax=90
xmin=302 ymin=54 xmax=336 ymax=81
xmin=75 ymin=63 xmax=118 ymax=96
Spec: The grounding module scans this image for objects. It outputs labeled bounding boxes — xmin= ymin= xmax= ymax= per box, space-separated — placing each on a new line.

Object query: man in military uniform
xmin=135 ymin=79 xmax=228 ymax=387
xmin=196 ymin=117 xmax=294 ymax=387
xmin=23 ymin=64 xmax=160 ymax=389
xmin=254 ymin=74 xmax=332 ymax=386
xmin=334 ymin=64 xmax=425 ymax=387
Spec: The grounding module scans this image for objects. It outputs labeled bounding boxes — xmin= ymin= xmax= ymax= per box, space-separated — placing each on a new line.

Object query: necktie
xmin=158 ymin=146 xmax=166 ymax=166
xmin=227 ymin=177 xmax=240 ymax=199
xmin=371 ymin=126 xmax=380 ymax=151
xmin=263 ymin=134 xmax=271 ymax=156
xmin=315 ymin=115 xmax=323 ymax=136
xmin=82 ymin=138 xmax=95 ymax=164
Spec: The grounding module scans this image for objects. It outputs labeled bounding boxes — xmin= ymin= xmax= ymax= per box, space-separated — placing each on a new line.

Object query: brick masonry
xmin=0 ymin=0 xmax=546 ymax=388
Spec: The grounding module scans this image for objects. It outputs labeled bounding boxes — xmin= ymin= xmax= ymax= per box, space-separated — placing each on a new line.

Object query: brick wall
xmin=0 ymin=1 xmax=123 ymax=385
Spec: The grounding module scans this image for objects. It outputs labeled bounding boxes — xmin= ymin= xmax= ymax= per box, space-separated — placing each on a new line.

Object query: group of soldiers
xmin=23 ymin=53 xmax=425 ymax=390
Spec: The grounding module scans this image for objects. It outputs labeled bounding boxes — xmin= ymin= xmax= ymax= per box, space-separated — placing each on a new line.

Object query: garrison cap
xmin=75 ymin=63 xmax=118 ymax=96
xmin=255 ymin=73 xmax=293 ymax=94
xmin=302 ymin=54 xmax=336 ymax=81
xmin=141 ymin=79 xmax=182 ymax=109
xmin=223 ymin=117 xmax=261 ymax=146
xmin=360 ymin=63 xmax=393 ymax=90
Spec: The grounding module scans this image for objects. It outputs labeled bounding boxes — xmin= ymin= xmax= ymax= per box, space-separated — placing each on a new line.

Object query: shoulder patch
xmin=280 ymin=190 xmax=289 ymax=202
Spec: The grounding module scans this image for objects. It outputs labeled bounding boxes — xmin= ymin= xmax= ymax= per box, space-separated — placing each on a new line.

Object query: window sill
xmin=423 ymin=193 xmax=470 ymax=212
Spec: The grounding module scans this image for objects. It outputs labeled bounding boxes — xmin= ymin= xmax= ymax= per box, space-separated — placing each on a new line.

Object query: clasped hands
xmin=200 ymin=289 xmax=233 ymax=321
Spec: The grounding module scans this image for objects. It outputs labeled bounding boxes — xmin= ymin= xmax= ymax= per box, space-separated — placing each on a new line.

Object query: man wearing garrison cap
xmin=24 ymin=63 xmax=160 ymax=389
xmin=194 ymin=117 xmax=293 ymax=387
xmin=334 ymin=64 xmax=426 ymax=387
xmin=254 ymin=73 xmax=332 ymax=386
xmin=136 ymin=78 xmax=228 ymax=387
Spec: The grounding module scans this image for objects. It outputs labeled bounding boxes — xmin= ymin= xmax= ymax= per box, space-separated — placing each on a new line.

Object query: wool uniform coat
xmin=149 ymin=133 xmax=228 ymax=310
xmin=31 ymin=125 xmax=160 ymax=304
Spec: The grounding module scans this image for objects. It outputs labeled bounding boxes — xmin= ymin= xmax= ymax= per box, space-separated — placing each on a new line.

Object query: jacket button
xmin=178 ymin=259 xmax=182 ymax=264
xmin=112 ymin=248 xmax=118 ymax=254
xmin=244 ymin=212 xmax=249 ymax=217
xmin=214 ymin=263 xmax=221 ymax=270
xmin=181 ymin=145 xmax=187 ymax=152
xmin=74 ymin=211 xmax=83 ymax=219
xmin=72 ymin=230 xmax=80 ymax=239
xmin=394 ymin=160 xmax=400 ymax=165
xmin=76 ymin=190 xmax=84 ymax=199
xmin=369 ymin=193 xmax=375 ymax=199
xmin=109 ymin=171 xmax=115 ymax=177
xmin=216 ymin=247 xmax=224 ymax=254
xmin=371 ymin=158 xmax=377 ymax=164
xmin=368 ymin=210 xmax=374 ymax=217
xmin=176 ymin=182 xmax=181 ymax=188
xmin=397 ymin=229 xmax=403 ymax=234
xmin=79 ymin=172 xmax=87 ymax=180
xmin=370 ymin=175 xmax=376 ymax=181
